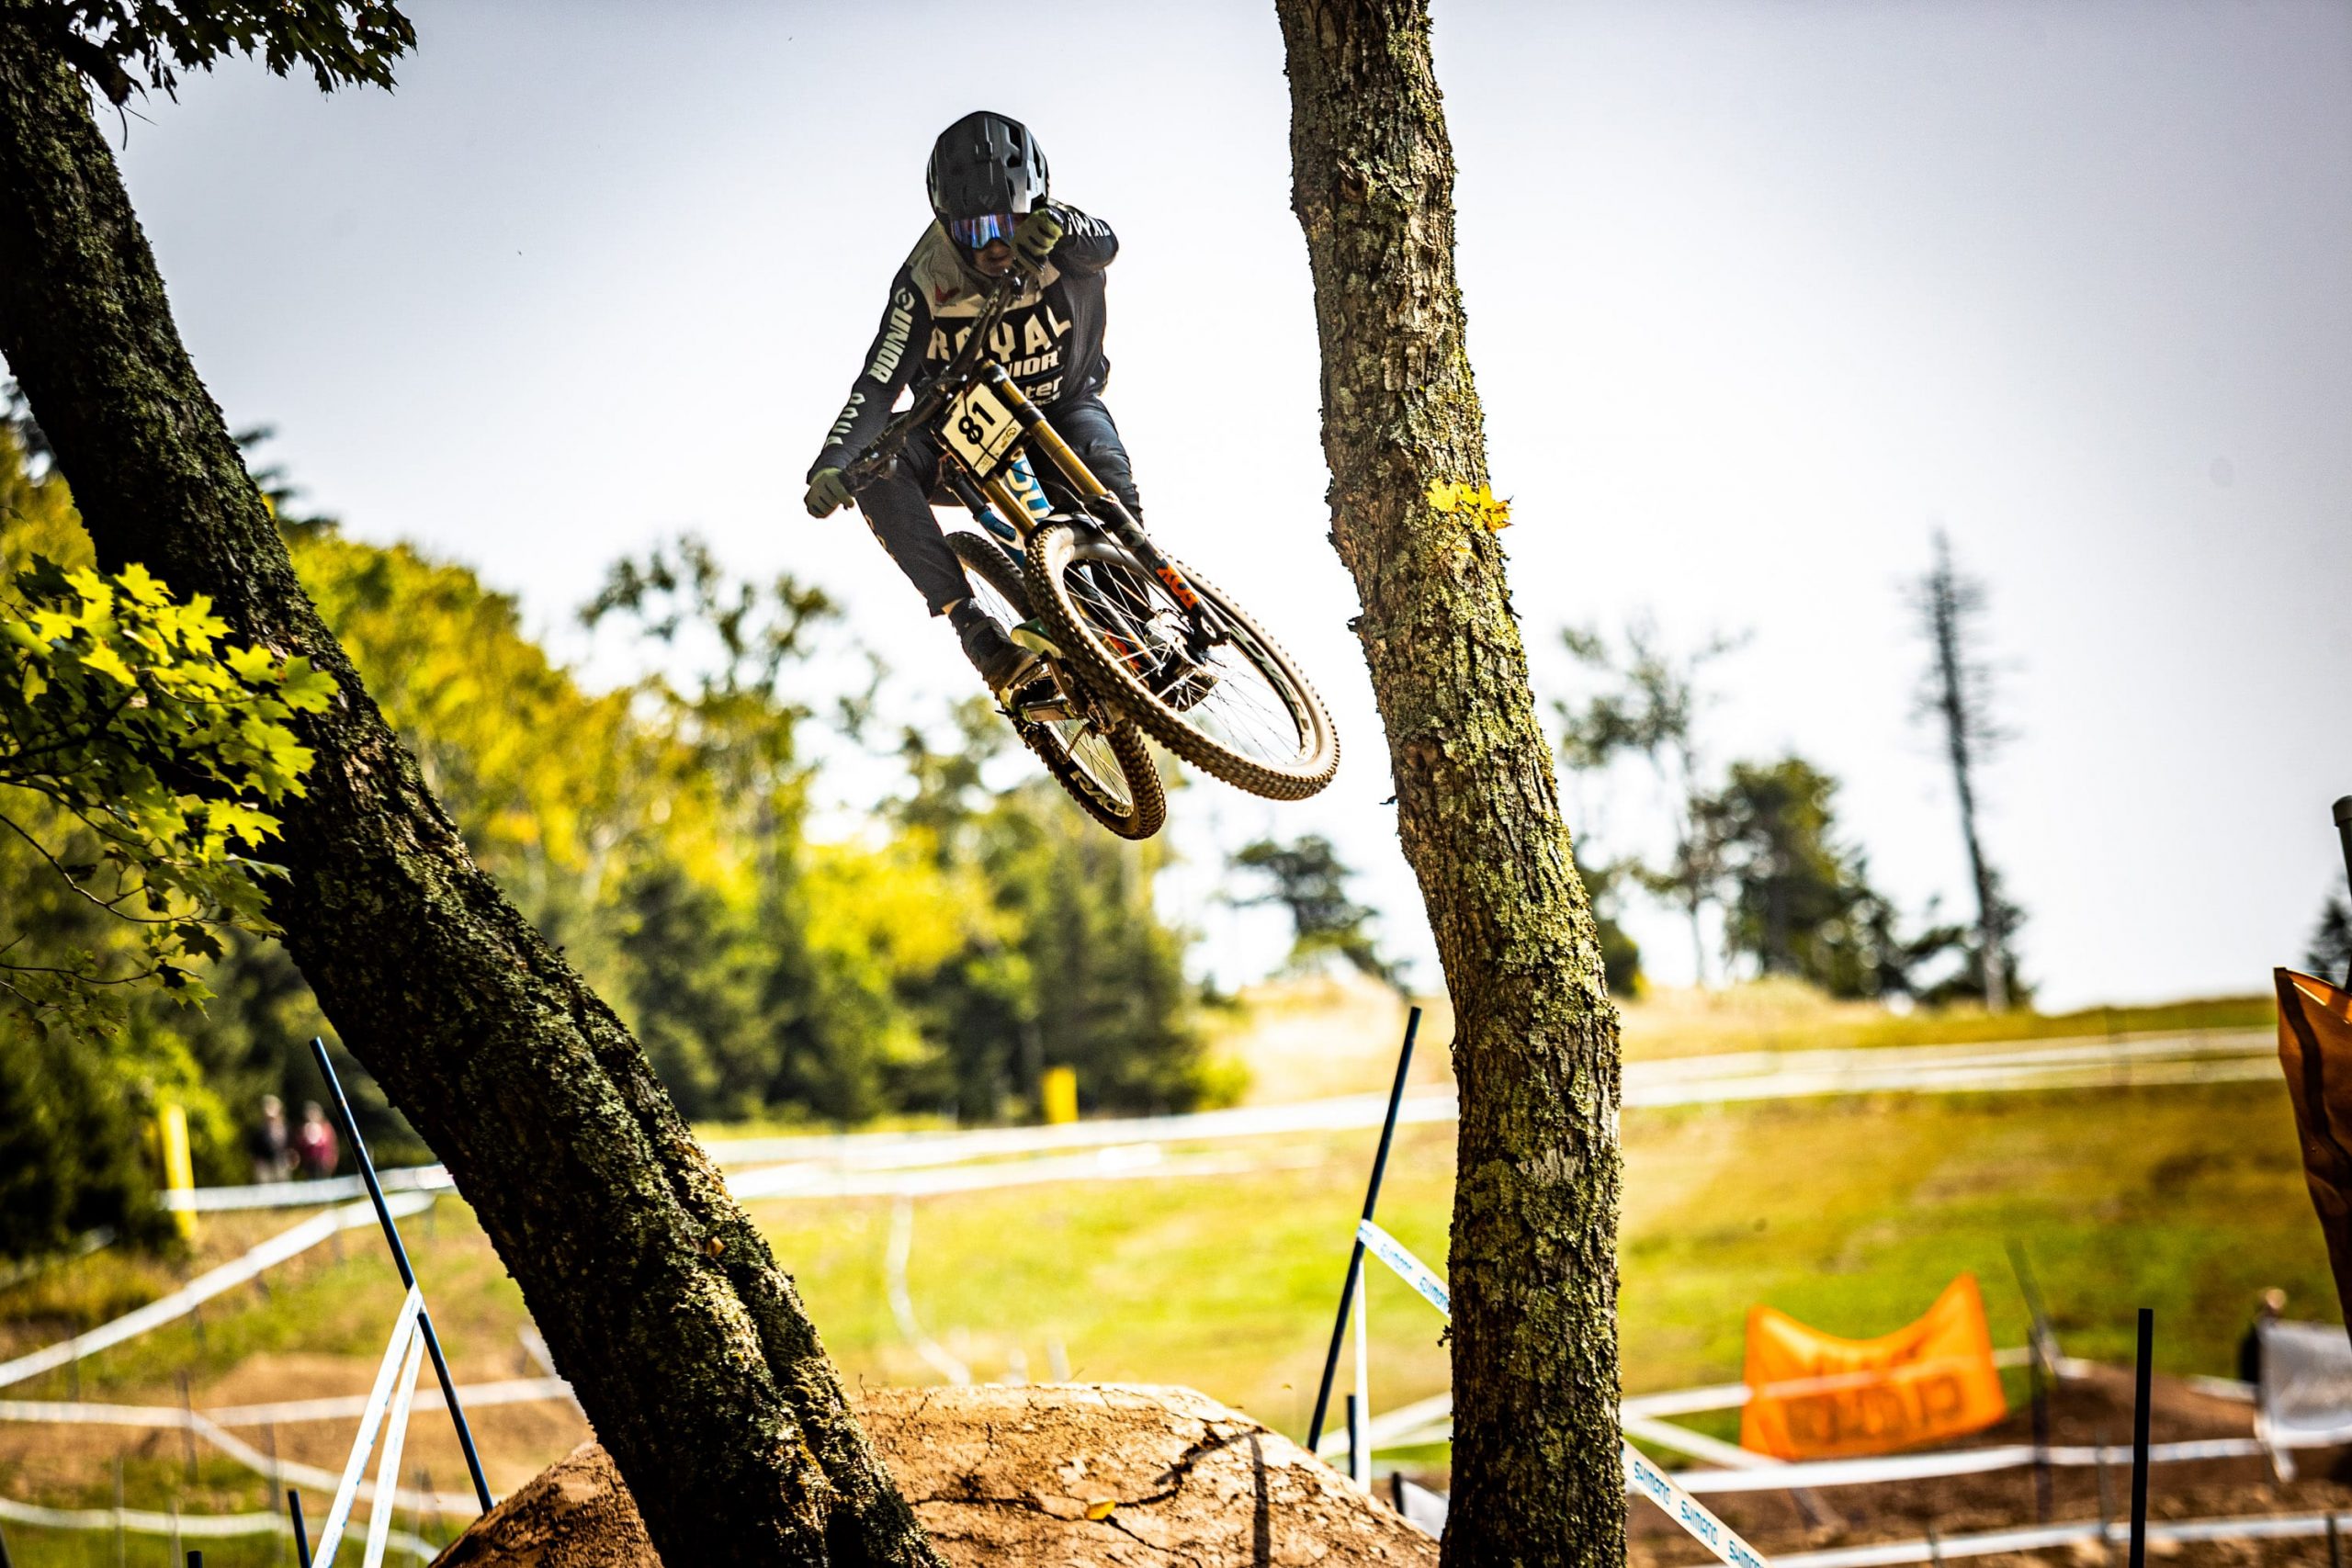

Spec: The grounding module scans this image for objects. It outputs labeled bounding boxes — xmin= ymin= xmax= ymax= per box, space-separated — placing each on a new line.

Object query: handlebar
xmin=841 ymin=269 xmax=1027 ymax=488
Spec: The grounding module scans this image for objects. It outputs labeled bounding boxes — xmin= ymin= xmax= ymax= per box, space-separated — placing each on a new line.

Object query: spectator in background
xmin=247 ymin=1094 xmax=291 ymax=1182
xmin=295 ymin=1100 xmax=339 ymax=1179
xmin=2240 ymin=1287 xmax=2287 ymax=1387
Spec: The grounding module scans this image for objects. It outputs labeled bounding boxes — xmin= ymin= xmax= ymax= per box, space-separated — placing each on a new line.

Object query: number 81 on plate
xmin=944 ymin=382 xmax=1019 ymax=477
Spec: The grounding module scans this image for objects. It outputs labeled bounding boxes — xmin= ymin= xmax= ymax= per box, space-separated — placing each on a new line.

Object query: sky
xmin=76 ymin=0 xmax=2352 ymax=1010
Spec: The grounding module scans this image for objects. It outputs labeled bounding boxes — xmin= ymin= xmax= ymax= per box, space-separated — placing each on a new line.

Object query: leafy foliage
xmin=893 ymin=701 xmax=1222 ymax=1116
xmin=1690 ymin=757 xmax=1969 ymax=1000
xmin=0 ymin=419 xmax=293 ymax=1255
xmin=1570 ymin=846 xmax=1644 ymax=998
xmin=1553 ymin=616 xmax=1740 ymax=987
xmin=0 ymin=402 xmax=1216 ymax=1232
xmin=0 ymin=1010 xmax=232 ymax=1258
xmin=1227 ymin=833 xmax=1407 ymax=991
xmin=0 ymin=513 xmax=326 ymax=1039
xmin=37 ymin=0 xmax=416 ymax=105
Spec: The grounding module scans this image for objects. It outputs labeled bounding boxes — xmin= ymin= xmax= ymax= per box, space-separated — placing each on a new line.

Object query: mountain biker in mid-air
xmin=802 ymin=108 xmax=1143 ymax=699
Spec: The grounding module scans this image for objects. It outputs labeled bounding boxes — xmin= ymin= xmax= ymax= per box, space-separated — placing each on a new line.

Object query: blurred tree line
xmin=0 ymin=412 xmax=1218 ymax=1260
xmin=1555 ymin=558 xmax=2028 ymax=1006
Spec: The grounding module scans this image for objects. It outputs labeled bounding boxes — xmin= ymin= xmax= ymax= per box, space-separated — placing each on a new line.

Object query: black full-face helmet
xmin=927 ymin=110 xmax=1050 ymax=252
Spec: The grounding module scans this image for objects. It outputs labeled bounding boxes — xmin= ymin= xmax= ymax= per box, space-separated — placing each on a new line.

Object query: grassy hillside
xmin=0 ymin=990 xmax=2312 ymax=1562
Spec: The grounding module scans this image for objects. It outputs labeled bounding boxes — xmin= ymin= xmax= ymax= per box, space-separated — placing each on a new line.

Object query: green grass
xmin=1 ymin=1064 xmax=2328 ymax=1556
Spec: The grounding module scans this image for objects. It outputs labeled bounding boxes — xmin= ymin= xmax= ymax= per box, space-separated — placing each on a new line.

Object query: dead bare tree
xmin=1912 ymin=531 xmax=2017 ymax=1010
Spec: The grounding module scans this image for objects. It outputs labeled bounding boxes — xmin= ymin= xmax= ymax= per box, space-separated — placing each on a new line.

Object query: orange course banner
xmin=2275 ymin=968 xmax=2352 ymax=1325
xmin=1739 ymin=1274 xmax=2007 ymax=1460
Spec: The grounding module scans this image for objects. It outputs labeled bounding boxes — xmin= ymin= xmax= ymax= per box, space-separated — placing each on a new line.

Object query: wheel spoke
xmin=1059 ymin=554 xmax=1311 ymax=770
xmin=957 ymin=541 xmax=1139 ymax=816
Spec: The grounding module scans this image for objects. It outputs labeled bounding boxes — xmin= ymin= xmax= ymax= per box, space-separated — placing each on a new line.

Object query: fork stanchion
xmin=289 ymin=1491 xmax=311 ymax=1568
xmin=311 ymin=1038 xmax=494 ymax=1513
xmin=1306 ymin=1007 xmax=1421 ymax=1456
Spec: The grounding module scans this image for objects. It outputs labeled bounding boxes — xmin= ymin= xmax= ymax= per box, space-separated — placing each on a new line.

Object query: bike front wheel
xmin=944 ymin=530 xmax=1167 ymax=840
xmin=1024 ymin=522 xmax=1339 ymax=802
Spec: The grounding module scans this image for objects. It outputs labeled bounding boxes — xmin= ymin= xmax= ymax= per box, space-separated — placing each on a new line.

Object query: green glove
xmin=1012 ymin=208 xmax=1065 ymax=273
xmin=804 ymin=467 xmax=852 ymax=518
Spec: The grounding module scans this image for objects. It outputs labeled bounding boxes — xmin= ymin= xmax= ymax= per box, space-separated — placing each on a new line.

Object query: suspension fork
xmin=944 ymin=467 xmax=1021 ymax=547
xmin=978 ymin=365 xmax=1218 ymax=642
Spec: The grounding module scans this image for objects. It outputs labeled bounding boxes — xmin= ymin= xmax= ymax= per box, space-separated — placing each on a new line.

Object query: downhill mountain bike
xmin=842 ymin=271 xmax=1338 ymax=839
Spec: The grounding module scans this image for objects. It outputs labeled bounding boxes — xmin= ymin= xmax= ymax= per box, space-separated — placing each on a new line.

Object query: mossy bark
xmin=1273 ymin=3 xmax=1627 ymax=1562
xmin=0 ymin=25 xmax=940 ymax=1567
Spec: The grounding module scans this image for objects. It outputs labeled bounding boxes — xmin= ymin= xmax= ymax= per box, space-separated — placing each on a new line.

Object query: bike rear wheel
xmin=944 ymin=530 xmax=1167 ymax=840
xmin=1024 ymin=521 xmax=1338 ymax=801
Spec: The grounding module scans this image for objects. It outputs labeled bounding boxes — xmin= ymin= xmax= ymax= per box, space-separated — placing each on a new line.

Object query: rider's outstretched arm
xmin=1042 ymin=203 xmax=1117 ymax=277
xmin=808 ymin=266 xmax=931 ymax=485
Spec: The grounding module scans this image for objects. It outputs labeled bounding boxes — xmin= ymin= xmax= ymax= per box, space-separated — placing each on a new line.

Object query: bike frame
xmin=842 ymin=274 xmax=1222 ymax=655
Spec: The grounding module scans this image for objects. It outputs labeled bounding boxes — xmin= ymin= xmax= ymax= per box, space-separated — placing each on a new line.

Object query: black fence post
xmin=1305 ymin=1008 xmax=1420 ymax=1456
xmin=2130 ymin=1307 xmax=2154 ymax=1568
xmin=311 ymin=1038 xmax=494 ymax=1512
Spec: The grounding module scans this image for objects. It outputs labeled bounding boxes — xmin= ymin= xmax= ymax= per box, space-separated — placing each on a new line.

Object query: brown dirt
xmin=433 ymin=1382 xmax=1437 ymax=1566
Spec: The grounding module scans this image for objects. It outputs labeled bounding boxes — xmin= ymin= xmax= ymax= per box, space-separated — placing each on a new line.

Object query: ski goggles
xmin=945 ymin=211 xmax=1022 ymax=250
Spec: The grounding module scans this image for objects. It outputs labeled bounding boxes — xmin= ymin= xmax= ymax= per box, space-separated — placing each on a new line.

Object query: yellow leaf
xmin=79 ymin=643 xmax=139 ymax=686
xmin=1426 ymin=479 xmax=1512 ymax=530
xmin=226 ymin=645 xmax=277 ymax=682
xmin=1085 ymin=1498 xmax=1116 ymax=1521
xmin=116 ymin=562 xmax=167 ymax=604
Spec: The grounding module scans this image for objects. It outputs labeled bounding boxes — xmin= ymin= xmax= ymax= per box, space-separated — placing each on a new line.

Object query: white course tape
xmin=1315 ymin=1390 xmax=1453 ymax=1458
xmin=171 ymin=1029 xmax=2274 ymax=1213
xmin=1670 ymin=1434 xmax=2276 ymax=1494
xmin=885 ymin=1195 xmax=969 ymax=1386
xmin=0 ymin=1495 xmax=432 ymax=1557
xmin=363 ymin=1328 xmax=429 ymax=1568
xmin=0 ymin=1192 xmax=430 ymax=1390
xmin=0 ymin=1397 xmax=485 ymax=1514
xmin=1355 ymin=1220 xmax=1771 ymax=1567
xmin=1625 ymin=1443 xmax=1771 ymax=1568
xmin=1620 ymin=1348 xmax=2065 ymax=1419
xmin=1357 ymin=1220 xmax=1449 ymax=1316
xmin=313 ymin=1287 xmax=424 ymax=1567
xmin=1318 ymin=1349 xmax=2059 ymax=1461
xmin=164 ymin=1168 xmax=454 ymax=1213
xmin=0 ymin=1379 xmax=571 ymax=1430
xmin=202 ymin=1375 xmax=573 ymax=1427
xmin=1622 ymin=1411 xmax=1776 ymax=1471
xmin=1758 ymin=1509 xmax=2350 ymax=1568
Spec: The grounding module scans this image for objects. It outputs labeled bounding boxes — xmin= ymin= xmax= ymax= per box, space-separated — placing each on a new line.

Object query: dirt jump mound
xmin=434 ymin=1382 xmax=1437 ymax=1566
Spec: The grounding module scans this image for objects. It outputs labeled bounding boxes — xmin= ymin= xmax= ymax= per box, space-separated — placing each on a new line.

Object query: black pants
xmin=851 ymin=392 xmax=1144 ymax=616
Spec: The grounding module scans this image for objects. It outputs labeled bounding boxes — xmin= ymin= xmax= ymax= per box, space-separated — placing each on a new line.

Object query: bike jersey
xmin=808 ymin=204 xmax=1117 ymax=481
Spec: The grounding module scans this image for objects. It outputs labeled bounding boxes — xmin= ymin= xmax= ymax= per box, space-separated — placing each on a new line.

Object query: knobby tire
xmin=1023 ymin=521 xmax=1338 ymax=802
xmin=944 ymin=530 xmax=1167 ymax=840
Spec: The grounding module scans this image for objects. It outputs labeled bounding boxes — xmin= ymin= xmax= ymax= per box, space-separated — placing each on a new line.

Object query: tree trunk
xmin=1272 ymin=5 xmax=1626 ymax=1564
xmin=0 ymin=30 xmax=939 ymax=1568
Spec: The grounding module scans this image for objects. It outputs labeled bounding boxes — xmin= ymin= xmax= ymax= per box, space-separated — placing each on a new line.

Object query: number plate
xmin=943 ymin=380 xmax=1020 ymax=478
